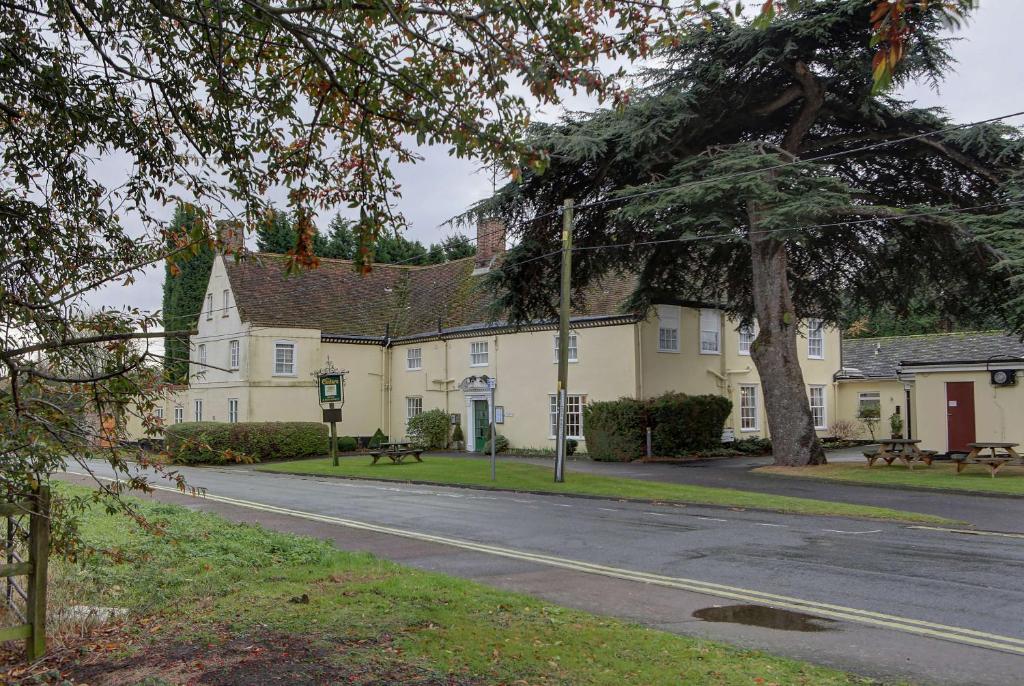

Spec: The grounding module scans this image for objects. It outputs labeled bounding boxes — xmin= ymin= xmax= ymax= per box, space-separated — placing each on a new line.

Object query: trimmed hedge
xmin=165 ymin=422 xmax=328 ymax=464
xmin=407 ymin=409 xmax=450 ymax=449
xmin=335 ymin=436 xmax=358 ymax=452
xmin=583 ymin=393 xmax=732 ymax=462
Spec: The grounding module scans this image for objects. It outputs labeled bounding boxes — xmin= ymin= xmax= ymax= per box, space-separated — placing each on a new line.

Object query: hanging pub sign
xmin=318 ymin=373 xmax=343 ymax=404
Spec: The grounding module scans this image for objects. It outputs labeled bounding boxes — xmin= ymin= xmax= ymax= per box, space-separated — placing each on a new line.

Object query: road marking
xmin=822 ymin=529 xmax=883 ymax=535
xmin=908 ymin=526 xmax=1024 ymax=540
xmin=755 ymin=523 xmax=786 ymax=528
xmin=644 ymin=512 xmax=669 ymax=517
xmin=551 ymin=503 xmax=572 ymax=508
xmin=695 ymin=516 xmax=728 ymax=522
xmin=597 ymin=507 xmax=619 ymax=512
xmin=66 ymin=473 xmax=1024 ymax=657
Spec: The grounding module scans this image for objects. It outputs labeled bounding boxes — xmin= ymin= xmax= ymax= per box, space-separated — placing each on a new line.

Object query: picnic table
xmin=953 ymin=442 xmax=1022 ymax=477
xmin=862 ymin=439 xmax=937 ymax=470
xmin=369 ymin=441 xmax=424 ymax=465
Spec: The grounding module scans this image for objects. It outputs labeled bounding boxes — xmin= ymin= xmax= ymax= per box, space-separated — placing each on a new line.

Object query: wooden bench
xmin=862 ymin=440 xmax=935 ymax=469
xmin=952 ymin=445 xmax=1021 ymax=477
xmin=369 ymin=442 xmax=425 ymax=465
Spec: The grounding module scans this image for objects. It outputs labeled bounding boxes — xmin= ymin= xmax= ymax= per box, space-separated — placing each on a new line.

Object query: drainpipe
xmin=904 ymin=385 xmax=913 ymax=440
xmin=635 ymin=320 xmax=644 ymax=399
xmin=384 ymin=323 xmax=392 ymax=439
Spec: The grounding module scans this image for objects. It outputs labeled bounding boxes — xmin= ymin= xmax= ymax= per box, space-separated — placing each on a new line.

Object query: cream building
xmin=836 ymin=332 xmax=1024 ymax=454
xmin=169 ymin=224 xmax=842 ymax=454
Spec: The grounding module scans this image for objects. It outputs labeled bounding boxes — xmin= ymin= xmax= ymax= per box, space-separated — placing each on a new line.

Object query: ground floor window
xmin=808 ymin=385 xmax=826 ymax=429
xmin=174 ymin=406 xmax=183 ymax=424
xmin=193 ymin=399 xmax=203 ymax=422
xmin=858 ymin=391 xmax=881 ymax=418
xmin=739 ymin=385 xmax=759 ymax=431
xmin=154 ymin=407 xmax=164 ymax=421
xmin=406 ymin=396 xmax=423 ymax=423
xmin=228 ymin=398 xmax=239 ymax=423
xmin=549 ymin=394 xmax=584 ymax=439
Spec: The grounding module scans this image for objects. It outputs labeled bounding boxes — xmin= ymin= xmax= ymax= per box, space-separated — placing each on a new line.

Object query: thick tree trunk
xmin=747 ymin=203 xmax=827 ymax=466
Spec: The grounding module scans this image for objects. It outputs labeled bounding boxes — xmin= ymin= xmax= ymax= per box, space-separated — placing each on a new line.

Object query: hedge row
xmin=583 ymin=393 xmax=732 ymax=462
xmin=165 ymin=422 xmax=328 ymax=464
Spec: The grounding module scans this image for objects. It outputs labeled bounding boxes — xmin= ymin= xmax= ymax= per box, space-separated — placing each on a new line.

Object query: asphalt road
xmin=63 ymin=460 xmax=1024 ymax=686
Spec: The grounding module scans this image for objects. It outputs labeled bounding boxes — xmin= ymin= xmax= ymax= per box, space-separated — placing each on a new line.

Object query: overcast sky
xmin=88 ymin=1 xmax=1024 ymax=321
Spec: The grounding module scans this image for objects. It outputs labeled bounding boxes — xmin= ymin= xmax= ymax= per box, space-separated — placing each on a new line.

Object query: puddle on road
xmin=692 ymin=604 xmax=836 ymax=632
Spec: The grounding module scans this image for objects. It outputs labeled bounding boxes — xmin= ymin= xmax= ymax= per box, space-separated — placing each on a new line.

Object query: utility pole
xmin=554 ymin=198 xmax=574 ymax=483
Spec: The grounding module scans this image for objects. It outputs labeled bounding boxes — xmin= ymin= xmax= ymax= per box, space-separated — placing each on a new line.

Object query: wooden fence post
xmin=25 ymin=486 xmax=49 ymax=661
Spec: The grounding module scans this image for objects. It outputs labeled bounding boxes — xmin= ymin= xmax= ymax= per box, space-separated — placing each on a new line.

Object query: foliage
xmin=566 ymin=439 xmax=578 ymax=456
xmin=165 ymin=422 xmax=327 ymax=464
xmin=858 ymin=408 xmax=882 ymax=441
xmin=451 ymin=423 xmax=465 ymax=444
xmin=336 ymin=436 xmax=359 ymax=452
xmin=407 ymin=409 xmax=450 ymax=449
xmin=369 ymin=429 xmax=388 ymax=449
xmin=889 ymin=412 xmax=904 ymax=436
xmin=584 ymin=394 xmax=731 ymax=461
xmin=843 ymin=292 xmax=1006 ymax=338
xmin=255 ymin=208 xmax=301 ymax=254
xmin=477 ymin=0 xmax=1023 ymax=467
xmin=483 ymin=433 xmax=509 ymax=454
xmin=582 ymin=397 xmax=648 ymax=462
xmin=161 ymin=205 xmax=214 ymax=382
xmin=828 ymin=419 xmax=862 ymax=442
xmin=731 ymin=437 xmax=773 ymax=456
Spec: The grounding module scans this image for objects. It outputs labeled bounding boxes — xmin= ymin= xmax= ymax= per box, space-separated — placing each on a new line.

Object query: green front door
xmin=473 ymin=400 xmax=488 ymax=451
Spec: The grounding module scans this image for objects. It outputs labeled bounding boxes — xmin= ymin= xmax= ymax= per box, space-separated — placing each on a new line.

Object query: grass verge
xmin=255 ymin=456 xmax=953 ymax=523
xmin=8 ymin=484 xmax=883 ymax=686
xmin=756 ymin=462 xmax=1024 ymax=496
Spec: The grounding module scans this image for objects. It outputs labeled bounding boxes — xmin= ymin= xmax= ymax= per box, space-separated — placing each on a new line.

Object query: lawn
xmin=757 ymin=462 xmax=1024 ymax=496
xmin=255 ymin=455 xmax=953 ymax=523
xmin=16 ymin=484 xmax=880 ymax=686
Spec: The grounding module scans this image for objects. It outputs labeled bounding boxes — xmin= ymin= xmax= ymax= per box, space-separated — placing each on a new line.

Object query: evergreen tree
xmin=321 ymin=215 xmax=358 ymax=259
xmin=161 ymin=205 xmax=215 ymax=382
xmin=478 ymin=1 xmax=1024 ymax=466
xmin=425 ymin=243 xmax=447 ymax=264
xmin=441 ymin=234 xmax=477 ymax=261
xmin=255 ymin=208 xmax=298 ymax=254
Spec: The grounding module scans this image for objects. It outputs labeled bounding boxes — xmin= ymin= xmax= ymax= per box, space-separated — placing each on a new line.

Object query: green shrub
xmin=369 ymin=428 xmax=388 ymax=448
xmin=583 ymin=397 xmax=647 ymax=461
xmin=566 ymin=439 xmax=578 ymax=456
xmin=451 ymin=423 xmax=464 ymax=443
xmin=407 ymin=408 xmax=449 ymax=449
xmin=732 ymin=437 xmax=771 ymax=455
xmin=165 ymin=422 xmax=328 ymax=464
xmin=335 ymin=436 xmax=358 ymax=452
xmin=483 ymin=434 xmax=509 ymax=454
xmin=583 ymin=393 xmax=732 ymax=461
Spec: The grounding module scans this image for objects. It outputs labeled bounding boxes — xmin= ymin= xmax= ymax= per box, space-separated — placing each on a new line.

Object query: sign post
xmin=318 ymin=372 xmax=344 ymax=466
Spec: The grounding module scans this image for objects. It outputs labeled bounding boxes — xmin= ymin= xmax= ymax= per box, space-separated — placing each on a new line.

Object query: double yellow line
xmin=77 ymin=474 xmax=1024 ymax=656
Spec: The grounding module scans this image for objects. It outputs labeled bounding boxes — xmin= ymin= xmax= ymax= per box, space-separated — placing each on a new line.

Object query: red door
xmin=945 ymin=382 xmax=976 ymax=453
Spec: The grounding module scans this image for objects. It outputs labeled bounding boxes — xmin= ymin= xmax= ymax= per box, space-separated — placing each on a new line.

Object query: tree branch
xmin=6 ymin=330 xmax=196 ymax=358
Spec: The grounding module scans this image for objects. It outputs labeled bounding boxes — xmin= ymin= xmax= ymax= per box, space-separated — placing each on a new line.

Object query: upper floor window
xmin=699 ymin=309 xmax=721 ymax=354
xmin=222 ymin=289 xmax=230 ymax=317
xmin=739 ymin=321 xmax=757 ymax=355
xmin=657 ymin=305 xmax=679 ymax=353
xmin=197 ymin=343 xmax=207 ymax=367
xmin=274 ymin=341 xmax=296 ymax=376
xmin=154 ymin=407 xmax=164 ymax=421
xmin=470 ymin=341 xmax=489 ymax=367
xmin=553 ymin=333 xmax=579 ymax=363
xmin=205 ymin=293 xmax=213 ymax=320
xmin=809 ymin=385 xmax=827 ymax=430
xmin=229 ymin=339 xmax=240 ymax=370
xmin=407 ymin=347 xmax=422 ymax=370
xmin=807 ymin=319 xmax=824 ymax=359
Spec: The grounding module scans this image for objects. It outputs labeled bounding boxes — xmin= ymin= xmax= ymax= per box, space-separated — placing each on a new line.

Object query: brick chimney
xmin=474 ymin=216 xmax=506 ymax=271
xmin=215 ymin=219 xmax=245 ymax=255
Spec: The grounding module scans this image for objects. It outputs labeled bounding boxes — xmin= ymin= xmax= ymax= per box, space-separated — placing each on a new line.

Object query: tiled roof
xmin=223 ymin=253 xmax=639 ymax=339
xmin=839 ymin=332 xmax=1024 ymax=378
